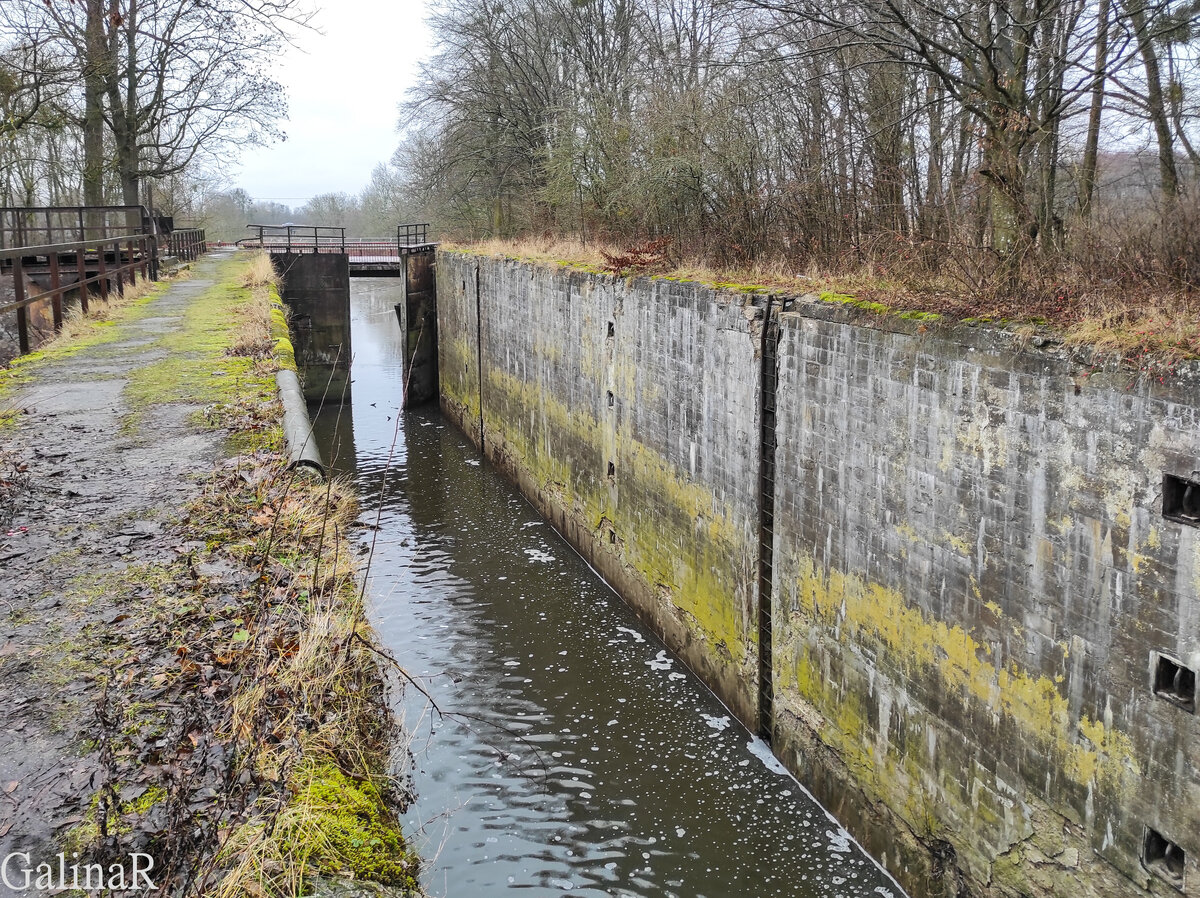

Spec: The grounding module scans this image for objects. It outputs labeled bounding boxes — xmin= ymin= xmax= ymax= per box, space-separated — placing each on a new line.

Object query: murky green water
xmin=311 ymin=279 xmax=904 ymax=898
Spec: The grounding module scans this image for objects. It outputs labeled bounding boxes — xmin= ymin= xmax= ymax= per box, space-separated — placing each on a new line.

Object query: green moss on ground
xmin=278 ymin=762 xmax=419 ymax=890
xmin=120 ymin=268 xmax=282 ymax=442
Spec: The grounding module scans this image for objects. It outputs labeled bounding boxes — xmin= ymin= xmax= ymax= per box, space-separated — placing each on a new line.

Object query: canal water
xmin=311 ymin=279 xmax=904 ymax=898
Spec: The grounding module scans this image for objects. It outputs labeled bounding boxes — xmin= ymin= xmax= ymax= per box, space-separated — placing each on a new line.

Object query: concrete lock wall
xmin=438 ymin=252 xmax=765 ymax=724
xmin=274 ymin=252 xmax=351 ymax=402
xmin=400 ymin=252 xmax=439 ymax=407
xmin=436 ymin=249 xmax=1200 ymax=898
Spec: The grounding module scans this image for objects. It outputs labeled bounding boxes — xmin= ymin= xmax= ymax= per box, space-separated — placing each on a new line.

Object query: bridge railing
xmin=0 ymin=205 xmax=154 ymax=250
xmin=236 ymin=224 xmax=436 ymax=263
xmin=241 ymin=224 xmax=347 ymax=254
xmin=168 ymin=228 xmax=207 ymax=261
xmin=398 ymin=223 xmax=436 ymax=255
xmin=0 ymin=231 xmax=156 ymax=355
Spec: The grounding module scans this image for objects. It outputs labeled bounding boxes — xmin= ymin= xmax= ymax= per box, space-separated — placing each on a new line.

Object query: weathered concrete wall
xmin=771 ymin=305 xmax=1200 ymax=898
xmin=274 ymin=252 xmax=351 ymax=402
xmin=437 ymin=250 xmax=1200 ymax=898
xmin=437 ymin=251 xmax=765 ymax=726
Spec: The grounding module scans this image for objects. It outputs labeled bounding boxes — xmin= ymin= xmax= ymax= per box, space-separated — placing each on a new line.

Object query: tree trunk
xmin=82 ymin=0 xmax=107 ymax=207
xmin=982 ymin=117 xmax=1033 ymax=258
xmin=1125 ymin=0 xmax=1179 ymax=199
xmin=103 ymin=0 xmax=142 ymax=217
xmin=1079 ymin=0 xmax=1110 ymax=215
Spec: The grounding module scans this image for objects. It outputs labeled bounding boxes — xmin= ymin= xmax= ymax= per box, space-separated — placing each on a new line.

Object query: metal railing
xmin=398 ymin=223 xmax=435 ymax=254
xmin=237 ymin=223 xmax=436 ymax=260
xmin=240 ymin=224 xmax=347 ymax=253
xmin=0 ymin=232 xmax=156 ymax=354
xmin=0 ymin=205 xmax=154 ymax=249
xmin=168 ymin=228 xmax=207 ymax=261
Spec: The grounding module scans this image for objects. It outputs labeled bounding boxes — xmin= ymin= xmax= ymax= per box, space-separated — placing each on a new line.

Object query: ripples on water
xmin=310 ymin=279 xmax=905 ymax=898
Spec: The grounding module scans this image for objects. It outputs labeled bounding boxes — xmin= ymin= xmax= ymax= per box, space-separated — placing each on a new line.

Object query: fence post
xmin=76 ymin=247 xmax=89 ymax=314
xmin=13 ymin=257 xmax=28 ymax=355
xmin=49 ymin=251 xmax=63 ymax=331
xmin=97 ymin=241 xmax=109 ymax=301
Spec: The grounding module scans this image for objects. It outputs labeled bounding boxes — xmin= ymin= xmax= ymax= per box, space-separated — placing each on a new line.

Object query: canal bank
xmin=435 ymin=250 xmax=1200 ymax=898
xmin=0 ymin=252 xmax=416 ymax=896
xmin=321 ymin=276 xmax=903 ymax=897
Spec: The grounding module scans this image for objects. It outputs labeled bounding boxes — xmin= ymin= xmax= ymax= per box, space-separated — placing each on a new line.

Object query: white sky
xmin=230 ymin=0 xmax=432 ymax=205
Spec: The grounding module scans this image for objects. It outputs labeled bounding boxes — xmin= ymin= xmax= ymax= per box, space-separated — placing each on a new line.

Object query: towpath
xmin=0 ymin=253 xmax=241 ymax=857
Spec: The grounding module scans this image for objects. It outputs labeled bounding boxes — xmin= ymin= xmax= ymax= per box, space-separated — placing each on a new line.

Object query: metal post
xmin=49 ymin=251 xmax=63 ymax=331
xmin=97 ymin=240 xmax=108 ymax=301
xmin=13 ymin=258 xmax=28 ymax=354
xmin=115 ymin=239 xmax=125 ymax=293
xmin=76 ymin=247 xmax=88 ymax=314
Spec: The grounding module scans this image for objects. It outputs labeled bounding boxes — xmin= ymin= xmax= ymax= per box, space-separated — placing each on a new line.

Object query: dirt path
xmin=0 ymin=252 xmax=243 ymax=883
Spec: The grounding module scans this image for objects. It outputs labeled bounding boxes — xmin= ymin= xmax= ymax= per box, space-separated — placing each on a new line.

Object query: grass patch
xmin=119 ymin=254 xmax=285 ymax=444
xmin=0 ymin=270 xmax=180 ymax=411
xmin=1063 ymin=305 xmax=1200 ymax=372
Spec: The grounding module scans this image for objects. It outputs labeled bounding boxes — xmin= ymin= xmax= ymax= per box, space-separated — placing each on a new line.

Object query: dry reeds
xmin=229 ymin=253 xmax=282 ymax=360
xmin=240 ymin=251 xmax=280 ymax=290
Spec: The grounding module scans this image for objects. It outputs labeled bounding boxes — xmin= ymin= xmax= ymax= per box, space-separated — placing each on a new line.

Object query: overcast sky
xmin=230 ymin=0 xmax=432 ymax=206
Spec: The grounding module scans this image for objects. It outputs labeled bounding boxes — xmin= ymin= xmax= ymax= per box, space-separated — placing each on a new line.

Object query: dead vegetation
xmin=71 ymin=436 xmax=418 ymax=898
xmin=228 ymin=253 xmax=283 ymax=361
xmin=458 ymin=233 xmax=1200 ymax=372
xmin=598 ymin=237 xmax=672 ymax=276
xmin=0 ymin=447 xmax=29 ymax=529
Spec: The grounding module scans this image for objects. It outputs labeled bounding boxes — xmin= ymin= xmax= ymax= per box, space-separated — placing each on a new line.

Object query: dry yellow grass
xmin=229 ymin=252 xmax=282 ymax=360
xmin=452 ymin=235 xmax=608 ymax=268
xmin=457 ymin=236 xmax=1200 ymax=366
xmin=1063 ymin=302 xmax=1200 ymax=368
xmin=240 ymin=250 xmax=280 ymax=290
xmin=449 ymin=235 xmax=909 ymax=296
xmin=40 ymin=268 xmax=173 ymax=349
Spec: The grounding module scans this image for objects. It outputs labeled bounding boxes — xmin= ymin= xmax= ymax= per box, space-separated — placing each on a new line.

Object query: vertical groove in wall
xmin=474 ymin=263 xmax=485 ymax=453
xmin=757 ymin=299 xmax=780 ymax=743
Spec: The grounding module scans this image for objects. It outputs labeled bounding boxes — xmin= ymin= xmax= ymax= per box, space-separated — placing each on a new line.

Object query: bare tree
xmin=2 ymin=0 xmax=313 ymax=207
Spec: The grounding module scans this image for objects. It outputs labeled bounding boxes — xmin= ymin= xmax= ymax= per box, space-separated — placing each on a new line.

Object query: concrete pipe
xmin=275 ymin=368 xmax=325 ymax=477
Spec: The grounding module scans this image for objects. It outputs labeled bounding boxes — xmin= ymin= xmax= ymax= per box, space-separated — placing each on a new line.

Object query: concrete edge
xmin=276 ymin=368 xmax=325 ymax=477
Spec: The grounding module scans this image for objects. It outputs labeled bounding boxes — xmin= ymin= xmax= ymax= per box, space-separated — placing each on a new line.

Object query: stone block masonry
xmin=438 ymin=252 xmax=765 ymax=725
xmin=437 ymin=249 xmax=1200 ymax=898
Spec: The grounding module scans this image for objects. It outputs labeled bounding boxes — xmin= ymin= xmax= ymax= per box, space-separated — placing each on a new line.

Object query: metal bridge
xmin=238 ymin=223 xmax=437 ymax=277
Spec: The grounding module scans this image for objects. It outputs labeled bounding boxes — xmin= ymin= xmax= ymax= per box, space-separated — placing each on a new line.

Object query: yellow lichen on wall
xmin=783 ymin=552 xmax=1141 ymax=797
xmin=441 ymin=334 xmax=481 ymax=423
xmin=482 ymin=366 xmax=752 ymax=665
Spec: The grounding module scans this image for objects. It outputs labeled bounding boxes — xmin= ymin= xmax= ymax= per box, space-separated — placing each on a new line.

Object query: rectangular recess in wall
xmin=1143 ymin=826 xmax=1186 ymax=890
xmin=1154 ymin=653 xmax=1197 ymax=713
xmin=607 ymin=391 xmax=614 ymax=408
xmin=1163 ymin=473 xmax=1200 ymax=525
xmin=607 ymin=321 xmax=615 ymax=338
